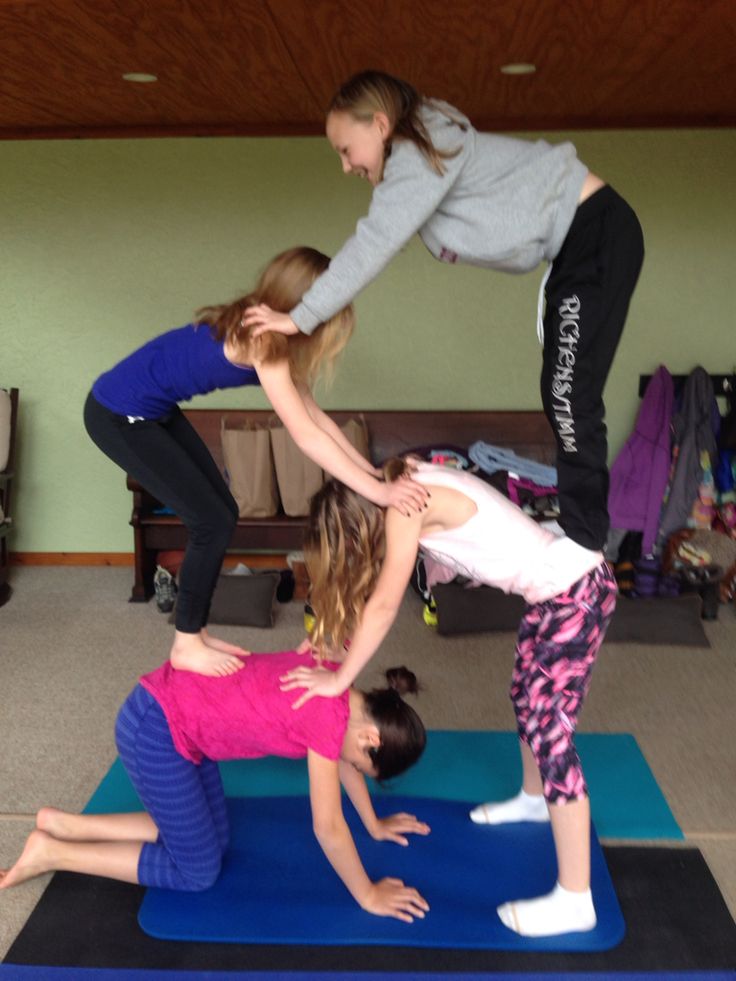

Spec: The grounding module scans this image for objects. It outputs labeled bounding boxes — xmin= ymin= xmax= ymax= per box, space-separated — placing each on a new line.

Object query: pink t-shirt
xmin=415 ymin=463 xmax=602 ymax=604
xmin=140 ymin=650 xmax=350 ymax=765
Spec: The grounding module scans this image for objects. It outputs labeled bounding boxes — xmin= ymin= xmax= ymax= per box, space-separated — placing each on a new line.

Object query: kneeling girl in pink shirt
xmin=0 ymin=650 xmax=429 ymax=923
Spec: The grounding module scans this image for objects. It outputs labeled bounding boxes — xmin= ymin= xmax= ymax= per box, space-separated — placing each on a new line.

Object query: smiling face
xmin=326 ymin=109 xmax=390 ymax=186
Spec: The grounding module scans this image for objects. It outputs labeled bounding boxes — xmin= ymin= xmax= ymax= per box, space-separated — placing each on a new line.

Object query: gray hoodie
xmin=291 ymin=100 xmax=588 ymax=333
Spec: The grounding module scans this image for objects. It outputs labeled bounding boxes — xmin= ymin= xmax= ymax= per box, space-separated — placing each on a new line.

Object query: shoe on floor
xmin=153 ymin=564 xmax=177 ymax=613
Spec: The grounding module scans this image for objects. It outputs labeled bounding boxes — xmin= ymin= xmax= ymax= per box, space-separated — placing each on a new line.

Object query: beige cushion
xmin=0 ymin=389 xmax=10 ymax=472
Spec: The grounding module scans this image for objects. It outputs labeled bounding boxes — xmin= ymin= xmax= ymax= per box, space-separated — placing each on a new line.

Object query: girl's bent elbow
xmin=312 ymin=819 xmax=330 ymax=841
xmin=312 ymin=817 xmax=342 ymax=844
xmin=373 ymin=599 xmax=402 ymax=622
xmin=288 ymin=427 xmax=313 ymax=453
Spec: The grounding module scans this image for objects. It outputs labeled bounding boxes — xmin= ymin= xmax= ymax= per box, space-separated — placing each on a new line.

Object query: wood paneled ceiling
xmin=1 ymin=0 xmax=735 ymax=140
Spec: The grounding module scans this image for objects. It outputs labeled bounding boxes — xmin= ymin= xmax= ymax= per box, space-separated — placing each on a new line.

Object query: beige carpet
xmin=0 ymin=564 xmax=734 ymax=958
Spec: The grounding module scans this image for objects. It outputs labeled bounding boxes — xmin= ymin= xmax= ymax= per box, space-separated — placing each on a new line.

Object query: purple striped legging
xmin=510 ymin=561 xmax=617 ymax=804
xmin=114 ymin=685 xmax=230 ymax=890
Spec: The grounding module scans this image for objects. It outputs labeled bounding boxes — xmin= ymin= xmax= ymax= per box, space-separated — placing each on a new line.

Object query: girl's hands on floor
xmin=361 ymin=877 xmax=429 ymax=922
xmin=372 ymin=812 xmax=431 ymax=846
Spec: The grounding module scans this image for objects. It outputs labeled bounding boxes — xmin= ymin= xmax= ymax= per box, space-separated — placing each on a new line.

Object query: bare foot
xmin=0 ymin=829 xmax=55 ymax=889
xmin=201 ymin=627 xmax=250 ymax=658
xmin=170 ymin=632 xmax=245 ymax=677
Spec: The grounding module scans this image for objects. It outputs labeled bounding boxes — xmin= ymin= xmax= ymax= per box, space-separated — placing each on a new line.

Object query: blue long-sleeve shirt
xmin=92 ymin=324 xmax=259 ymax=419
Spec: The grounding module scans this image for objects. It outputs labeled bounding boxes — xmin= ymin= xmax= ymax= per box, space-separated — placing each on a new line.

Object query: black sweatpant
xmin=84 ymin=393 xmax=238 ymax=633
xmin=541 ymin=185 xmax=644 ymax=551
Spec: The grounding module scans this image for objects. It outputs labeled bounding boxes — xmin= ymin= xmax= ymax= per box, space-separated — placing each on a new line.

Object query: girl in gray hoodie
xmin=244 ymin=70 xmax=644 ymax=565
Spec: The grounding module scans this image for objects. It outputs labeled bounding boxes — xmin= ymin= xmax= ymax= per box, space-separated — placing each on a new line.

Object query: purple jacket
xmin=656 ymin=366 xmax=719 ymax=546
xmin=608 ymin=365 xmax=674 ymax=554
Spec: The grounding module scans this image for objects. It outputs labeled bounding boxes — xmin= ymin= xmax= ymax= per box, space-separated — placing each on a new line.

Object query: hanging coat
xmin=657 ymin=366 xmax=719 ymax=546
xmin=608 ymin=365 xmax=674 ymax=555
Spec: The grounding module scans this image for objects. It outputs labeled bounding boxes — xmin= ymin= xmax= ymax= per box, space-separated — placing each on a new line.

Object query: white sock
xmin=469 ymin=789 xmax=549 ymax=825
xmin=497 ymin=881 xmax=597 ymax=937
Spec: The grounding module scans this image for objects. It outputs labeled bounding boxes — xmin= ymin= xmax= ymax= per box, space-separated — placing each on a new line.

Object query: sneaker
xmin=422 ymin=597 xmax=438 ymax=628
xmin=153 ymin=565 xmax=177 ymax=613
xmin=304 ymin=602 xmax=316 ymax=634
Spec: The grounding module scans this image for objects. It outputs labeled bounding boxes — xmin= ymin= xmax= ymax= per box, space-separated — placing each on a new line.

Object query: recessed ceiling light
xmin=122 ymin=72 xmax=158 ymax=83
xmin=500 ymin=63 xmax=536 ymax=76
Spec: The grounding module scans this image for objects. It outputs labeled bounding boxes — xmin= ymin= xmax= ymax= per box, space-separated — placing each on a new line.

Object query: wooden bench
xmin=127 ymin=408 xmax=556 ymax=602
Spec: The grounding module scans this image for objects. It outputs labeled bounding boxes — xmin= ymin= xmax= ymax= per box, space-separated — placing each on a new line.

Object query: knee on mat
xmin=177 ymin=855 xmax=222 ymax=892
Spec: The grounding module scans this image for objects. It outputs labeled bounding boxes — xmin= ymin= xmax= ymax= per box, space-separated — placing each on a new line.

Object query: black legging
xmin=84 ymin=393 xmax=237 ymax=632
xmin=541 ymin=185 xmax=645 ymax=552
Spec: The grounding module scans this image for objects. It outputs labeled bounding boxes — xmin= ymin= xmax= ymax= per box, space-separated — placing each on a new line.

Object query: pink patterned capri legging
xmin=510 ymin=561 xmax=618 ymax=804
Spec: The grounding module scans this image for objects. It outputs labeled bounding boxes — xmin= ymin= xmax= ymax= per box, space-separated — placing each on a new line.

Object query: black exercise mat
xmin=434 ymin=585 xmax=710 ymax=647
xmin=5 ymin=846 xmax=735 ymax=972
xmin=606 ymin=593 xmax=710 ymax=646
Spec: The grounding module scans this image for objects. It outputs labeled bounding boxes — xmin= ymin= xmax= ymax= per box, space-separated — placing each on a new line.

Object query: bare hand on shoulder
xmin=241 ymin=304 xmax=299 ymax=338
xmin=372 ymin=812 xmax=431 ymax=846
xmin=381 ymin=473 xmax=429 ymax=516
xmin=280 ymin=665 xmax=345 ymax=709
xmin=361 ymin=877 xmax=429 ymax=922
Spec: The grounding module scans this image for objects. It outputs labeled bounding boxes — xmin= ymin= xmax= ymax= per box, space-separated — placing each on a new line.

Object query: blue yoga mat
xmin=137 ymin=795 xmax=624 ymax=950
xmin=86 ymin=730 xmax=682 ymax=840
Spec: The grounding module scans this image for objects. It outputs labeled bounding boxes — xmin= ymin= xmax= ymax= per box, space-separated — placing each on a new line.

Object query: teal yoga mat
xmin=85 ymin=730 xmax=682 ymax=840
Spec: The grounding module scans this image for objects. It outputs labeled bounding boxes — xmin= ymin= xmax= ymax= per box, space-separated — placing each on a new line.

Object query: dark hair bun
xmin=382 ymin=456 xmax=413 ymax=483
xmin=384 ymin=665 xmax=420 ymax=697
xmin=363 ymin=665 xmax=426 ymax=781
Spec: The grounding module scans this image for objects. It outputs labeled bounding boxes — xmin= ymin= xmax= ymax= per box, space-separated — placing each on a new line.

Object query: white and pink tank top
xmin=414 ymin=463 xmax=602 ymax=605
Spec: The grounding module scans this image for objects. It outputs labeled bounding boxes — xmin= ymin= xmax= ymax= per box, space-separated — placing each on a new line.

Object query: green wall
xmin=2 ymin=129 xmax=735 ymax=553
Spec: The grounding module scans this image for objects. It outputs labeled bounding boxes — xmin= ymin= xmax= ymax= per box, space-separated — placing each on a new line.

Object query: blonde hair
xmin=305 ymin=458 xmax=412 ymax=655
xmin=328 ymin=70 xmax=461 ymax=177
xmin=195 ymin=247 xmax=354 ymax=387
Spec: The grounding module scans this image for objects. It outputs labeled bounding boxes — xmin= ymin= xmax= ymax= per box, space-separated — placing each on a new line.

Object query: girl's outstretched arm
xmin=281 ymin=506 xmax=423 ymax=707
xmin=256 ymin=358 xmax=427 ymax=514
xmin=298 ymin=385 xmax=379 ymax=476
xmin=248 ymin=134 xmax=470 ymax=338
xmin=308 ymin=750 xmax=428 ymax=921
xmin=338 ymin=761 xmax=430 ymax=846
